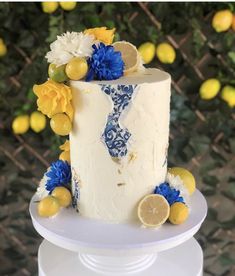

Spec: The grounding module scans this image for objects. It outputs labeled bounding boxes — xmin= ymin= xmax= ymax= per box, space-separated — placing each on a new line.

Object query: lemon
xmin=59 ymin=150 xmax=71 ymax=163
xmin=138 ymin=194 xmax=170 ymax=228
xmin=199 ymin=78 xmax=221 ymax=100
xmin=48 ymin=64 xmax=68 ymax=83
xmin=52 ymin=187 xmax=72 ymax=207
xmin=156 ymin=43 xmax=176 ymax=64
xmin=138 ymin=42 xmax=155 ymax=64
xmin=41 ymin=2 xmax=59 ymax=14
xmin=168 ymin=167 xmax=196 ymax=195
xmin=212 ymin=10 xmax=233 ymax=32
xmin=221 ymin=85 xmax=235 ymax=108
xmin=38 ymin=196 xmax=60 ymax=217
xmin=30 ymin=111 xmax=46 ymax=133
xmin=169 ymin=202 xmax=189 ymax=225
xmin=65 ymin=57 xmax=88 ymax=80
xmin=60 ymin=2 xmax=77 ymax=11
xmin=12 ymin=115 xmax=30 ymax=134
xmin=232 ymin=14 xmax=235 ymax=31
xmin=113 ymin=41 xmax=140 ymax=75
xmin=0 ymin=39 xmax=7 ymax=57
xmin=50 ymin=113 xmax=72 ymax=136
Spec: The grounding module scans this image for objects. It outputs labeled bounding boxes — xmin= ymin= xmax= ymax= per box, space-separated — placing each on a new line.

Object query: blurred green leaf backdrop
xmin=0 ymin=2 xmax=235 ymax=276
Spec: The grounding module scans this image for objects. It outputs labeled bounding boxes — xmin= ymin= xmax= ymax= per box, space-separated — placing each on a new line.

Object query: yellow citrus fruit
xmin=60 ymin=2 xmax=77 ymax=11
xmin=199 ymin=78 xmax=221 ymax=100
xmin=37 ymin=196 xmax=60 ymax=217
xmin=212 ymin=9 xmax=233 ymax=32
xmin=30 ymin=111 xmax=46 ymax=133
xmin=232 ymin=14 xmax=235 ymax=31
xmin=41 ymin=2 xmax=59 ymax=14
xmin=65 ymin=57 xmax=88 ymax=80
xmin=59 ymin=150 xmax=71 ymax=163
xmin=0 ymin=39 xmax=7 ymax=57
xmin=156 ymin=43 xmax=176 ymax=64
xmin=50 ymin=113 xmax=72 ymax=136
xmin=221 ymin=85 xmax=235 ymax=108
xmin=48 ymin=64 xmax=68 ymax=83
xmin=168 ymin=167 xmax=196 ymax=195
xmin=169 ymin=202 xmax=189 ymax=225
xmin=113 ymin=41 xmax=140 ymax=75
xmin=12 ymin=115 xmax=30 ymax=134
xmin=138 ymin=194 xmax=170 ymax=228
xmin=138 ymin=42 xmax=155 ymax=64
xmin=52 ymin=187 xmax=72 ymax=207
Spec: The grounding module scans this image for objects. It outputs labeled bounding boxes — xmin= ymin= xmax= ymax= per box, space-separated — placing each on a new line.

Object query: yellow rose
xmin=59 ymin=140 xmax=70 ymax=163
xmin=33 ymin=80 xmax=74 ymax=121
xmin=84 ymin=27 xmax=115 ymax=45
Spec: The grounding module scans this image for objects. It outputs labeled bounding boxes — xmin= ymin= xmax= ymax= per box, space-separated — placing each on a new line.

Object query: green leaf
xmin=219 ymin=252 xmax=235 ymax=267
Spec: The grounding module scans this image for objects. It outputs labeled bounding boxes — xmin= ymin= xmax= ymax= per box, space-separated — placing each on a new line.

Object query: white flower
xmin=45 ymin=31 xmax=95 ymax=66
xmin=166 ymin=172 xmax=190 ymax=205
xmin=36 ymin=172 xmax=50 ymax=200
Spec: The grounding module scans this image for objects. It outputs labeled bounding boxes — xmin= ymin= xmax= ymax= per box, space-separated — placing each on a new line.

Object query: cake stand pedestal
xmin=29 ymin=190 xmax=207 ymax=276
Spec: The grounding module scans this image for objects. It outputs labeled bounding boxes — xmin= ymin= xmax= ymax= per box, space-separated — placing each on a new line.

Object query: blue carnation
xmin=154 ymin=182 xmax=184 ymax=205
xmin=86 ymin=43 xmax=124 ymax=81
xmin=45 ymin=160 xmax=71 ymax=193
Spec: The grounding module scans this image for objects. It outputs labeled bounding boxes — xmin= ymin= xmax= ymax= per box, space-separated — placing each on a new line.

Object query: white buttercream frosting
xmin=69 ymin=68 xmax=171 ymax=223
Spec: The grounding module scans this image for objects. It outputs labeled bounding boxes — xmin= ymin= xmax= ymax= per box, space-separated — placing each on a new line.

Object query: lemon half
xmin=113 ymin=41 xmax=140 ymax=75
xmin=138 ymin=194 xmax=170 ymax=228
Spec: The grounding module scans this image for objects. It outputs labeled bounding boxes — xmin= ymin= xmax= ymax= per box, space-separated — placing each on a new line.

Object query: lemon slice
xmin=137 ymin=194 xmax=170 ymax=228
xmin=113 ymin=41 xmax=140 ymax=75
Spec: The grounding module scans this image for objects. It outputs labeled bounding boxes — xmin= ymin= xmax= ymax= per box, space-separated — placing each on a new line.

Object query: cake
xmin=34 ymin=27 xmax=196 ymax=227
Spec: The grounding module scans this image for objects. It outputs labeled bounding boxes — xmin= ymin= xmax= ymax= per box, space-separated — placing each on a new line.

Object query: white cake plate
xmin=30 ymin=189 xmax=207 ymax=275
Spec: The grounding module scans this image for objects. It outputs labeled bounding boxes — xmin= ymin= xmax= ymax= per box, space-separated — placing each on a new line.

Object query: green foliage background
xmin=0 ymin=2 xmax=235 ymax=276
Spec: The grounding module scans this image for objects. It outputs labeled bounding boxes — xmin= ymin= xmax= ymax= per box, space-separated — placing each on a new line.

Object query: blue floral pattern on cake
xmin=100 ymin=84 xmax=138 ymax=158
xmin=71 ymin=168 xmax=80 ymax=211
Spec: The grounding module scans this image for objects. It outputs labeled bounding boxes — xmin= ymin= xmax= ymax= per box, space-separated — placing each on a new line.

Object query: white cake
xmin=34 ymin=29 xmax=195 ymax=227
xmin=70 ymin=68 xmax=171 ymax=222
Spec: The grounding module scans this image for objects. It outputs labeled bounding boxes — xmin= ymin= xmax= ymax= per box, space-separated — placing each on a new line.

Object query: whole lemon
xmin=212 ymin=10 xmax=233 ymax=32
xmin=221 ymin=85 xmax=235 ymax=108
xmin=30 ymin=111 xmax=46 ymax=133
xmin=168 ymin=167 xmax=196 ymax=195
xmin=199 ymin=78 xmax=221 ymax=100
xmin=0 ymin=39 xmax=7 ymax=57
xmin=232 ymin=14 xmax=235 ymax=31
xmin=59 ymin=150 xmax=71 ymax=163
xmin=156 ymin=43 xmax=176 ymax=64
xmin=169 ymin=202 xmax=189 ymax=225
xmin=38 ymin=196 xmax=60 ymax=217
xmin=65 ymin=57 xmax=88 ymax=80
xmin=50 ymin=113 xmax=72 ymax=136
xmin=48 ymin=64 xmax=68 ymax=83
xmin=60 ymin=2 xmax=77 ymax=11
xmin=138 ymin=42 xmax=155 ymax=64
xmin=41 ymin=2 xmax=59 ymax=14
xmin=12 ymin=115 xmax=30 ymax=134
xmin=52 ymin=187 xmax=72 ymax=207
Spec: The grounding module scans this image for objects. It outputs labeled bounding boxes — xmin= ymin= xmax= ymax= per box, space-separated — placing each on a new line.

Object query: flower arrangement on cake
xmin=33 ymin=26 xmax=197 ymax=229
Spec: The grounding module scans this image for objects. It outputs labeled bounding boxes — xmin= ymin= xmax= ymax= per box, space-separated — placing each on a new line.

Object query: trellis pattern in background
xmin=0 ymin=2 xmax=235 ymax=276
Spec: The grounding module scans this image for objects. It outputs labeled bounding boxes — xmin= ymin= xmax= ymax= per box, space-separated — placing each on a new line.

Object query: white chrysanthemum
xmin=36 ymin=172 xmax=50 ymax=200
xmin=166 ymin=172 xmax=190 ymax=205
xmin=45 ymin=31 xmax=95 ymax=66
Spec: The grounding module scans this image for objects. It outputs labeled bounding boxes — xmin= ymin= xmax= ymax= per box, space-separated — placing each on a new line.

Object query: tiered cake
xmin=34 ymin=27 xmax=196 ymax=228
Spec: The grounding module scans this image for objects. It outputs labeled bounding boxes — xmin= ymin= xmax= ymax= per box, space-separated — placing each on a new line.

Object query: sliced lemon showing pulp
xmin=138 ymin=194 xmax=170 ymax=228
xmin=113 ymin=41 xmax=140 ymax=75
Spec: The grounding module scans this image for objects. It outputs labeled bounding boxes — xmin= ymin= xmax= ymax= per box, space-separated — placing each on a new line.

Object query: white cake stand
xmin=29 ymin=189 xmax=207 ymax=276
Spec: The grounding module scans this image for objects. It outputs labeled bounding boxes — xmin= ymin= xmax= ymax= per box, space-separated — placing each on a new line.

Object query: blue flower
xmin=86 ymin=43 xmax=124 ymax=81
xmin=45 ymin=160 xmax=71 ymax=193
xmin=154 ymin=182 xmax=184 ymax=205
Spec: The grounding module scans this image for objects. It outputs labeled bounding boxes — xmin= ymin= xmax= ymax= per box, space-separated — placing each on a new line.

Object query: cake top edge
xmin=70 ymin=68 xmax=171 ymax=86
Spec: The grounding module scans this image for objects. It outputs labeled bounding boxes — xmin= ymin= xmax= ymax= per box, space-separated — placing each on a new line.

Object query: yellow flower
xmin=33 ymin=80 xmax=74 ymax=121
xmin=59 ymin=140 xmax=70 ymax=163
xmin=84 ymin=27 xmax=115 ymax=45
